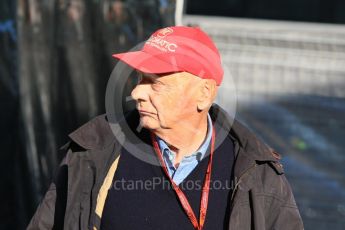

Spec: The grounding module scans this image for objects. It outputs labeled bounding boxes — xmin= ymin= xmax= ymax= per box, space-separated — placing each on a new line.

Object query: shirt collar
xmin=156 ymin=113 xmax=213 ymax=163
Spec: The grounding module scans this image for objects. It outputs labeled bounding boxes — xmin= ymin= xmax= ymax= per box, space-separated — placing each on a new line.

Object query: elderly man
xmin=28 ymin=26 xmax=303 ymax=230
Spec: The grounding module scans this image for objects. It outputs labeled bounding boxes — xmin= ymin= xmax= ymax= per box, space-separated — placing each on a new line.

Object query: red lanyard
xmin=150 ymin=125 xmax=216 ymax=230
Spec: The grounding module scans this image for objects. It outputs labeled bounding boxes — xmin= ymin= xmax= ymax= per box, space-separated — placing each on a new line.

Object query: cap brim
xmin=112 ymin=51 xmax=179 ymax=74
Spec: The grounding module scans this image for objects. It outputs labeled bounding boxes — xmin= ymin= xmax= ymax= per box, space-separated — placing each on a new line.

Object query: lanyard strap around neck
xmin=150 ymin=125 xmax=216 ymax=230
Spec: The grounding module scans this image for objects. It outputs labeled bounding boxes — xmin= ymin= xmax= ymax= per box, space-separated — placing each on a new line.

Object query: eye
xmin=151 ymin=80 xmax=164 ymax=91
xmin=135 ymin=72 xmax=165 ymax=90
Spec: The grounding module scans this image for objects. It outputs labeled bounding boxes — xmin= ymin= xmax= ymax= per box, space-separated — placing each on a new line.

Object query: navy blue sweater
xmin=101 ymin=129 xmax=234 ymax=230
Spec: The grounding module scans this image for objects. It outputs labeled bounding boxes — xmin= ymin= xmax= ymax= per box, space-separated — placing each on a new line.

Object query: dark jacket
xmin=27 ymin=104 xmax=304 ymax=230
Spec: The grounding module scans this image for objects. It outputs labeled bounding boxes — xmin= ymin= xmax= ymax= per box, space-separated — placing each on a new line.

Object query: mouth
xmin=138 ymin=110 xmax=156 ymax=116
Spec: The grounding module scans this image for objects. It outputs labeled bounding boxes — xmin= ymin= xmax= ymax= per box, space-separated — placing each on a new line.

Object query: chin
xmin=139 ymin=116 xmax=160 ymax=130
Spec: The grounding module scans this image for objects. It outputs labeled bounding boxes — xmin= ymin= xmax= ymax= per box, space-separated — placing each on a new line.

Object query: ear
xmin=197 ymin=79 xmax=217 ymax=111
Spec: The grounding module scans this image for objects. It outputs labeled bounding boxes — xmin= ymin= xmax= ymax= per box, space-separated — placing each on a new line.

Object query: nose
xmin=131 ymin=83 xmax=149 ymax=102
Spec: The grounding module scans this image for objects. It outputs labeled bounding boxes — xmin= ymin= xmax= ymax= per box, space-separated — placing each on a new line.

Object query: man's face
xmin=131 ymin=71 xmax=201 ymax=131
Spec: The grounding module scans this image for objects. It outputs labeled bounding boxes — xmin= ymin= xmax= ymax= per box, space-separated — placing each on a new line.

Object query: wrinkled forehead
xmin=136 ymin=71 xmax=164 ymax=79
xmin=136 ymin=71 xmax=201 ymax=84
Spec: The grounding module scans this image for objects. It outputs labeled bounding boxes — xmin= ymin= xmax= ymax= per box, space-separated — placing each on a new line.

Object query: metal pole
xmin=175 ymin=0 xmax=184 ymax=25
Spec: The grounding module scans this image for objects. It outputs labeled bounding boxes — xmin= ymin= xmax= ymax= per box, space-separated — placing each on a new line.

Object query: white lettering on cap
xmin=157 ymin=27 xmax=173 ymax=38
xmin=145 ymin=28 xmax=178 ymax=52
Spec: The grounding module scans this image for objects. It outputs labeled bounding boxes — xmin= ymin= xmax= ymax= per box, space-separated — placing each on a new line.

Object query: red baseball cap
xmin=112 ymin=26 xmax=224 ymax=85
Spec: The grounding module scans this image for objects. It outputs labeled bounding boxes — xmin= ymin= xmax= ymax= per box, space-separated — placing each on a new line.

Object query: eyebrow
xmin=138 ymin=72 xmax=165 ymax=84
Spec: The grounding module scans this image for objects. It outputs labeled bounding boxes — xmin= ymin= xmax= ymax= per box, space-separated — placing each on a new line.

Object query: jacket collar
xmin=67 ymin=103 xmax=282 ymax=173
xmin=68 ymin=114 xmax=116 ymax=151
xmin=209 ymin=104 xmax=279 ymax=162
